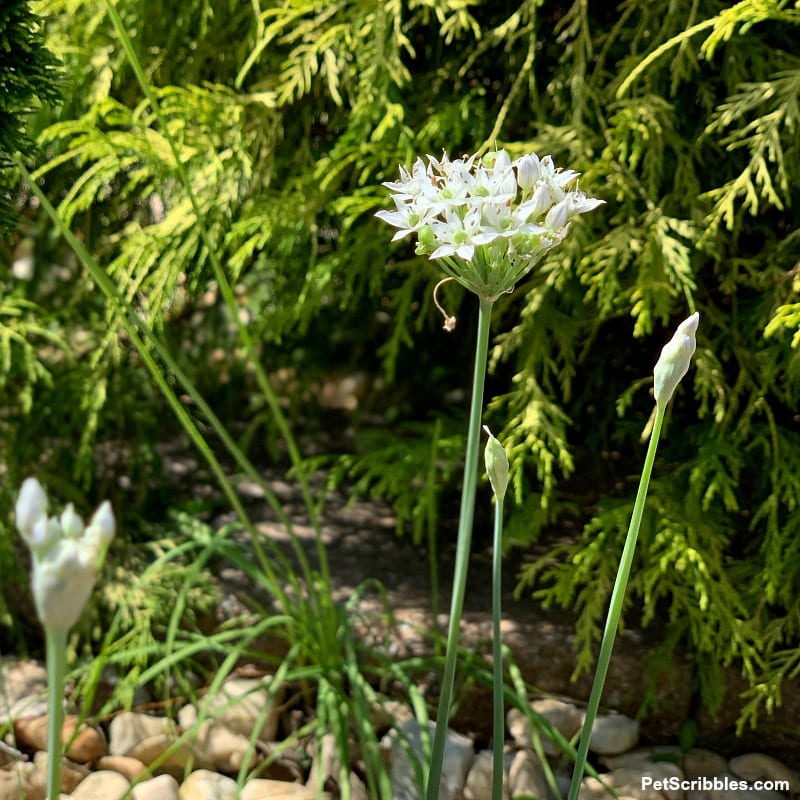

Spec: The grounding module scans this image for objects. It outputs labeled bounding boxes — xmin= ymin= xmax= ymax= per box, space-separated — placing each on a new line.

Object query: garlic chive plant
xmin=567 ymin=312 xmax=699 ymax=800
xmin=377 ymin=149 xmax=602 ymax=799
xmin=16 ymin=478 xmax=115 ymax=800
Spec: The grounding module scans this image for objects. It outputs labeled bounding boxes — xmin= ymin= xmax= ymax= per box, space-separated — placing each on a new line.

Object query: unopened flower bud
xmin=15 ymin=479 xmax=115 ymax=632
xmin=516 ymin=154 xmax=540 ymax=191
xmin=545 ymin=198 xmax=570 ymax=230
xmin=86 ymin=501 xmax=116 ymax=569
xmin=60 ymin=504 xmax=84 ymax=539
xmin=416 ymin=224 xmax=436 ymax=254
xmin=653 ymin=312 xmax=700 ymax=407
xmin=483 ymin=426 xmax=509 ymax=502
xmin=15 ymin=478 xmax=48 ymax=539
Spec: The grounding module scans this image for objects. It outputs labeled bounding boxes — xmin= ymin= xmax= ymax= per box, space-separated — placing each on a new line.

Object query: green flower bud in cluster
xmin=15 ymin=478 xmax=115 ymax=632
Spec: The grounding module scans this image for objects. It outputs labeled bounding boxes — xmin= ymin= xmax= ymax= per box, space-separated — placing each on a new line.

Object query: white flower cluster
xmin=376 ymin=150 xmax=603 ymax=300
xmin=16 ymin=478 xmax=115 ymax=632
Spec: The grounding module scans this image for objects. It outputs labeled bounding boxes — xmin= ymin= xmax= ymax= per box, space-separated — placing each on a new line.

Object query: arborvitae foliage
xmin=7 ymin=0 xmax=800 ymax=724
xmin=0 ymin=0 xmax=60 ymax=234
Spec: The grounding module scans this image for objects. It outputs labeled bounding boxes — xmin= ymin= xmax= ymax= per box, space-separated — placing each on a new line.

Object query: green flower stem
xmin=45 ymin=627 xmax=67 ymax=800
xmin=491 ymin=493 xmax=505 ymax=800
xmin=425 ymin=296 xmax=494 ymax=800
xmin=567 ymin=402 xmax=666 ymax=800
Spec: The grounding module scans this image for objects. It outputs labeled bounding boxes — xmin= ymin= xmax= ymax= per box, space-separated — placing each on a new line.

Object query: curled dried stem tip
xmin=433 ymin=277 xmax=457 ymax=332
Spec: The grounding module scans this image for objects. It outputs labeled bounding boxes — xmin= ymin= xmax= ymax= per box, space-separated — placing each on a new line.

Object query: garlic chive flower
xmin=653 ymin=312 xmax=700 ymax=407
xmin=15 ymin=478 xmax=115 ymax=632
xmin=376 ymin=150 xmax=604 ymax=300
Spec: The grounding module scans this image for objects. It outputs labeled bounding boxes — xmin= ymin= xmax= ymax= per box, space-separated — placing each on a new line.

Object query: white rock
xmin=728 ymin=753 xmax=800 ymax=793
xmin=177 ymin=704 xmax=198 ymax=729
xmin=96 ymin=755 xmax=149 ymax=782
xmin=0 ymin=761 xmax=35 ymax=800
xmin=0 ymin=659 xmax=49 ymax=722
xmin=128 ymin=732 xmax=195 ymax=776
xmin=369 ymin=699 xmax=415 ymax=730
xmin=381 ymin=718 xmax=474 ymax=800
xmin=131 ymin=773 xmax=180 ymax=800
xmin=463 ymin=749 xmax=503 ymax=800
xmin=107 ymin=710 xmax=199 ymax=776
xmin=588 ymin=713 xmax=640 ymax=755
xmin=602 ymin=746 xmax=683 ymax=771
xmin=685 ymin=770 xmax=785 ymax=800
xmin=508 ymin=749 xmax=550 ymax=799
xmin=71 ymin=770 xmax=130 ymax=800
xmin=30 ymin=751 xmax=89 ymax=795
xmin=241 ymin=779 xmax=326 ymax=799
xmin=348 ymin=771 xmax=369 ymax=800
xmin=508 ymin=699 xmax=582 ymax=756
xmin=199 ymin=677 xmax=280 ymax=742
xmin=108 ymin=712 xmax=174 ymax=757
xmin=194 ymin=720 xmax=255 ymax=772
xmin=178 ymin=769 xmax=238 ymax=800
xmin=580 ymin=762 xmax=684 ymax=800
xmin=682 ymin=749 xmax=729 ymax=780
xmin=306 ymin=732 xmax=340 ymax=791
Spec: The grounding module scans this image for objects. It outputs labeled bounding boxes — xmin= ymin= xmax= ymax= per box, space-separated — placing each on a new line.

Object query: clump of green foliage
xmin=0 ymin=0 xmax=60 ymax=233
xmin=5 ymin=0 xmax=800 ymax=731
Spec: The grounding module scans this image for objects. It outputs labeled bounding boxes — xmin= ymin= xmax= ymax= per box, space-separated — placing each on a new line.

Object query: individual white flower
xmin=653 ymin=312 xmax=700 ymax=407
xmin=376 ymin=149 xmax=603 ymax=300
xmin=375 ymin=196 xmax=437 ymax=242
xmin=429 ymin=205 xmax=489 ymax=261
xmin=15 ymin=479 xmax=116 ymax=632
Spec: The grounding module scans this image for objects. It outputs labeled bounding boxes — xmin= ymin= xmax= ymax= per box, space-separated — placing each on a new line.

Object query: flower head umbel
xmin=15 ymin=478 xmax=115 ymax=632
xmin=376 ymin=149 xmax=604 ymax=300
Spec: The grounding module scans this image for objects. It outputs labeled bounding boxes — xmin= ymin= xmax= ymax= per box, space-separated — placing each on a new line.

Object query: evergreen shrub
xmin=0 ymin=0 xmax=60 ymax=233
xmin=6 ymin=0 xmax=800 ymax=724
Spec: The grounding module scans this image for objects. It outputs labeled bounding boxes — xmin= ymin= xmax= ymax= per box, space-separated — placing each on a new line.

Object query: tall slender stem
xmin=425 ymin=296 xmax=494 ymax=799
xmin=491 ymin=494 xmax=505 ymax=800
xmin=567 ymin=403 xmax=666 ymax=800
xmin=46 ymin=627 xmax=67 ymax=800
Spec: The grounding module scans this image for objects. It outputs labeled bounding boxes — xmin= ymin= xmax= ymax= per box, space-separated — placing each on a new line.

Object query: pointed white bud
xmin=86 ymin=501 xmax=116 ymax=569
xmin=483 ymin=426 xmax=509 ymax=502
xmin=15 ymin=478 xmax=48 ymax=539
xmin=60 ymin=504 xmax=84 ymax=539
xmin=545 ymin=198 xmax=570 ymax=230
xmin=515 ymin=154 xmax=541 ymax=191
xmin=653 ymin=312 xmax=700 ymax=407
